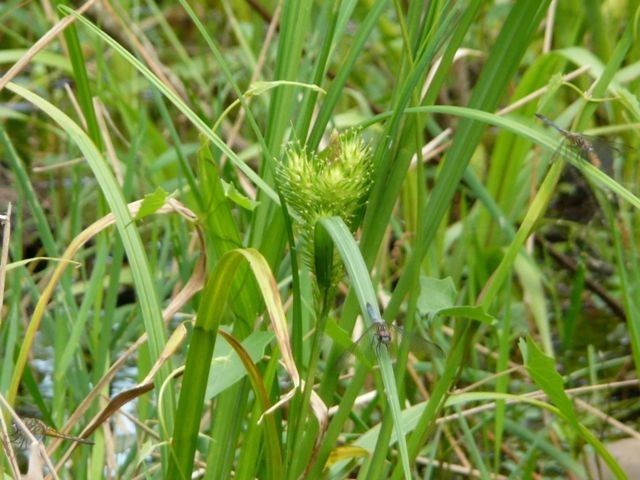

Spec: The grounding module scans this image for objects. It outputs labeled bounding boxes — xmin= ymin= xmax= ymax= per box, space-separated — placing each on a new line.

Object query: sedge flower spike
xmin=276 ymin=129 xmax=373 ymax=287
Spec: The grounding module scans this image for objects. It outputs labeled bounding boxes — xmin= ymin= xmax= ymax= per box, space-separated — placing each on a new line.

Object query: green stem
xmin=288 ymin=286 xmax=334 ymax=478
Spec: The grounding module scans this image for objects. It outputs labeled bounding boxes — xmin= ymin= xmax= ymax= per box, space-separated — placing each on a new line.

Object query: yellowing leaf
xmin=325 ymin=445 xmax=370 ymax=467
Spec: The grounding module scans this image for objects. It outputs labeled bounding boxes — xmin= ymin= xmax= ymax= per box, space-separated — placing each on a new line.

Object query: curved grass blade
xmin=4 ymin=82 xmax=172 ymax=422
xmin=317 ymin=216 xmax=412 ymax=480
xmin=365 ymin=105 xmax=640 ymax=212
xmin=168 ymin=248 xmax=287 ymax=480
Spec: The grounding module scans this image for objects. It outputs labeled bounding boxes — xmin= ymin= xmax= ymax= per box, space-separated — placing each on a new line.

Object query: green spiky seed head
xmin=276 ymin=129 xmax=373 ymax=288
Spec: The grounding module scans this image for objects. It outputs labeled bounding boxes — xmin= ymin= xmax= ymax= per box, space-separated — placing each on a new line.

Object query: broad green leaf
xmin=519 ymin=337 xmax=580 ymax=429
xmin=133 ymin=187 xmax=172 ymax=221
xmin=418 ymin=276 xmax=494 ymax=324
xmin=417 ymin=276 xmax=457 ymax=315
xmin=206 ymin=330 xmax=274 ymax=398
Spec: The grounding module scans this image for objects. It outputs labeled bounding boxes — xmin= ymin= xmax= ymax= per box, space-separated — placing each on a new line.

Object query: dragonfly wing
xmin=390 ymin=324 xmax=443 ymax=359
xmin=10 ymin=418 xmax=94 ymax=447
xmin=344 ymin=323 xmax=387 ymax=369
xmin=590 ymin=137 xmax=622 ymax=172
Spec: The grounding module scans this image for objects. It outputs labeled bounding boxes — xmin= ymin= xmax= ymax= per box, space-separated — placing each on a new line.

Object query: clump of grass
xmin=1 ymin=1 xmax=639 ymax=479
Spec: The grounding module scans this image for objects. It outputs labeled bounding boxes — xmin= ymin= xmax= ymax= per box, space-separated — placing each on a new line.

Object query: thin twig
xmin=0 ymin=203 xmax=11 ymax=329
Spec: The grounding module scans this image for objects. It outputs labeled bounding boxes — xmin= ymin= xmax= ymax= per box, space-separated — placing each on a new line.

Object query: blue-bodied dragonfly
xmin=347 ymin=303 xmax=442 ymax=367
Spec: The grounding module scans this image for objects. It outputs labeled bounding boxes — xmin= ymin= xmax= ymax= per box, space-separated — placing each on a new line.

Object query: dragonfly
xmin=346 ymin=303 xmax=441 ymax=367
xmin=9 ymin=417 xmax=94 ymax=449
xmin=535 ymin=113 xmax=619 ymax=168
xmin=366 ymin=303 xmax=392 ymax=349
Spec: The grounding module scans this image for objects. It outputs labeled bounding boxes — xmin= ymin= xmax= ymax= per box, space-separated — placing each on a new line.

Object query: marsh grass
xmin=1 ymin=1 xmax=639 ymax=479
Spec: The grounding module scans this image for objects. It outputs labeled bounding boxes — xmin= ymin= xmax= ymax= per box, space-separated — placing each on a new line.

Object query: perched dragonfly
xmin=535 ymin=113 xmax=619 ymax=168
xmin=346 ymin=303 xmax=441 ymax=366
xmin=365 ymin=303 xmax=392 ymax=349
xmin=9 ymin=417 xmax=93 ymax=449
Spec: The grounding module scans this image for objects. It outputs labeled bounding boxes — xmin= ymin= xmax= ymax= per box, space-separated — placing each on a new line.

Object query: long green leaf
xmin=5 ymin=82 xmax=170 ymax=416
xmin=168 ymin=248 xmax=285 ymax=480
xmin=317 ymin=216 xmax=412 ymax=479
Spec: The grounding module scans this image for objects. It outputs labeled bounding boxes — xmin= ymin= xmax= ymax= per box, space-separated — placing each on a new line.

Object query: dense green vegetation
xmin=1 ymin=1 xmax=639 ymax=478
